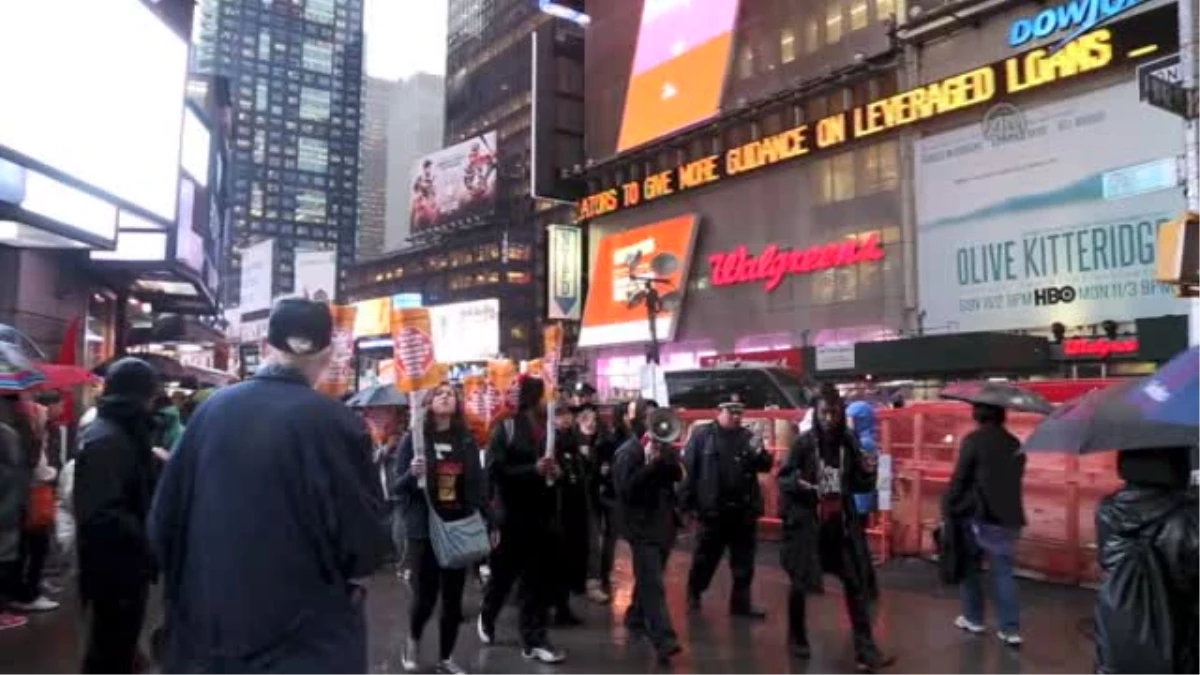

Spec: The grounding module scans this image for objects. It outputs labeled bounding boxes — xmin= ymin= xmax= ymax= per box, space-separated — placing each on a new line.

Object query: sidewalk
xmin=0 ymin=544 xmax=1098 ymax=673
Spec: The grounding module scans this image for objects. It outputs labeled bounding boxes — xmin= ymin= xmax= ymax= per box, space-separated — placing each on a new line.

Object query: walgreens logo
xmin=708 ymin=233 xmax=885 ymax=292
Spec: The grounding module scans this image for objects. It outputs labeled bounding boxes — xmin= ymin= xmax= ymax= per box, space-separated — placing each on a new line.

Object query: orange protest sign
xmin=461 ymin=374 xmax=493 ymax=445
xmin=317 ymin=304 xmax=357 ymax=399
xmin=487 ymin=359 xmax=520 ymax=415
xmin=391 ymin=308 xmax=444 ymax=392
xmin=542 ymin=323 xmax=563 ymax=400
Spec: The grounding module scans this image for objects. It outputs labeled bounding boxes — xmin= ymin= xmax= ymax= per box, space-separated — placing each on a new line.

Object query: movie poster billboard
xmin=409 ymin=131 xmax=498 ymax=234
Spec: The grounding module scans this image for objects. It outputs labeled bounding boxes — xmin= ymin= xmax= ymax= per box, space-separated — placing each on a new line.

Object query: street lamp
xmin=624 ymin=250 xmax=682 ymax=365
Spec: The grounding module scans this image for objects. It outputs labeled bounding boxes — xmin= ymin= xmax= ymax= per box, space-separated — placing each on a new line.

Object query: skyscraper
xmin=384 ymin=72 xmax=444 ymax=252
xmin=192 ymin=0 xmax=364 ymax=306
xmin=356 ymin=75 xmax=391 ymax=260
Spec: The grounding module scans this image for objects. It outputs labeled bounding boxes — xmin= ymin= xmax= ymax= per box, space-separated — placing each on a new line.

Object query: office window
xmin=253 ymin=129 xmax=266 ymax=164
xmin=836 ymin=265 xmax=858 ymax=302
xmin=258 ymin=30 xmax=270 ymax=61
xmin=811 ymin=269 xmax=836 ymax=304
xmin=302 ymin=39 xmax=334 ymax=74
xmin=804 ymin=16 xmax=820 ymax=53
xmin=297 ymin=137 xmax=328 ymax=173
xmin=295 ymin=189 xmax=327 ymax=222
xmin=875 ymin=0 xmax=896 ymax=18
xmin=299 ymin=87 xmax=331 ymax=121
xmin=826 ymin=1 xmax=844 ymax=44
xmin=737 ymin=45 xmax=754 ymax=79
xmin=780 ymin=28 xmax=796 ymax=64
xmin=255 ymin=80 xmax=268 ymax=112
xmin=862 ymin=140 xmax=900 ymax=193
xmin=830 ymin=151 xmax=856 ymax=201
xmin=305 ymin=0 xmax=336 ymax=24
xmin=850 ymin=0 xmax=869 ymax=30
xmin=249 ymin=182 xmax=264 ymax=217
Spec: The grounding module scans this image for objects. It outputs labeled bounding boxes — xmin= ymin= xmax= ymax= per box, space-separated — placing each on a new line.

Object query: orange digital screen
xmin=616 ymin=0 xmax=741 ymax=153
xmin=579 ymin=214 xmax=699 ymax=347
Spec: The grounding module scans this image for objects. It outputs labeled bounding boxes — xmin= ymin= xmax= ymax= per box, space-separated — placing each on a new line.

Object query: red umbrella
xmin=34 ymin=362 xmax=99 ymax=390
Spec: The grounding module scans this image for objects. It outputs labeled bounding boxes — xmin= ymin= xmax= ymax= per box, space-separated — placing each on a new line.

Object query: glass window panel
xmin=875 ymin=0 xmax=896 ymax=19
xmin=302 ymin=39 xmax=334 ymax=74
xmin=836 ymin=265 xmax=858 ymax=302
xmin=826 ymin=1 xmax=843 ymax=44
xmin=831 ymin=151 xmax=856 ymax=201
xmin=780 ymin=28 xmax=796 ymax=63
xmin=253 ymin=129 xmax=266 ymax=164
xmin=295 ymin=188 xmax=327 ymax=223
xmin=297 ymin=136 xmax=328 ymax=173
xmin=811 ymin=269 xmax=836 ymax=304
xmin=305 ymin=0 xmax=336 ymax=24
xmin=737 ymin=45 xmax=754 ymax=79
xmin=258 ymin=30 xmax=270 ymax=61
xmin=850 ymin=0 xmax=869 ymax=30
xmin=804 ymin=16 xmax=820 ymax=53
xmin=255 ymin=80 xmax=268 ymax=112
xmin=299 ymin=86 xmax=331 ymax=121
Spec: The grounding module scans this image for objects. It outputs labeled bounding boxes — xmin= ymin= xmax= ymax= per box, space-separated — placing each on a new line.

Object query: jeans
xmin=959 ymin=523 xmax=1020 ymax=633
xmin=626 ymin=542 xmax=677 ymax=651
xmin=14 ymin=529 xmax=50 ymax=603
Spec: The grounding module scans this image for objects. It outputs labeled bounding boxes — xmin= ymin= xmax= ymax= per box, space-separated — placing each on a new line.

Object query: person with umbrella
xmin=939 ymin=381 xmax=1048 ymax=648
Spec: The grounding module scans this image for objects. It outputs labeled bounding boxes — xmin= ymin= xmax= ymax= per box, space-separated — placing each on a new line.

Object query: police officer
xmin=681 ymin=398 xmax=773 ymax=618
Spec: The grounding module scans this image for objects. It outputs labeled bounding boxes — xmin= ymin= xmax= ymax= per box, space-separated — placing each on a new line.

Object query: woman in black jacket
xmin=942 ymin=403 xmax=1026 ymax=647
xmin=576 ymin=403 xmax=619 ymax=603
xmin=778 ymin=386 xmax=891 ymax=673
xmin=549 ymin=403 xmax=588 ymax=625
xmin=394 ymin=383 xmax=488 ymax=675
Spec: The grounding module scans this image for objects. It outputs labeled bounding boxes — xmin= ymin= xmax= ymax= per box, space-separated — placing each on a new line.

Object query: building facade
xmin=192 ymin=0 xmax=364 ymax=306
xmin=356 ymin=75 xmax=391 ymax=259
xmin=577 ymin=0 xmax=1191 ymax=395
xmin=384 ymin=72 xmax=446 ymax=251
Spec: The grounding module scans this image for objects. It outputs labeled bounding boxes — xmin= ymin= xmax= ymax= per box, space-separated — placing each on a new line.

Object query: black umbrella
xmin=346 ymin=384 xmax=407 ymax=408
xmin=939 ymin=380 xmax=1054 ymax=415
xmin=1017 ymin=374 xmax=1200 ymax=454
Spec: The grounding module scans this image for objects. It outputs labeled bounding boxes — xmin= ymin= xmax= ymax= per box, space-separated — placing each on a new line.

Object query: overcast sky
xmin=364 ymin=0 xmax=447 ymax=81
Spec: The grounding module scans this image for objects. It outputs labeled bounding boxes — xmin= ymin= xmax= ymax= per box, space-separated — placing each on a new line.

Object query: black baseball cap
xmin=267 ymin=297 xmax=333 ymax=356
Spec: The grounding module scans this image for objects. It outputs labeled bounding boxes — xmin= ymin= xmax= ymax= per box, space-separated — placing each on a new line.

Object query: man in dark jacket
xmin=476 ymin=375 xmax=566 ymax=664
xmin=149 ymin=298 xmax=390 ymax=673
xmin=682 ymin=399 xmax=773 ymax=617
xmin=613 ymin=423 xmax=683 ymax=663
xmin=943 ymin=403 xmax=1026 ymax=647
xmin=74 ymin=357 xmax=161 ymax=673
xmin=1094 ymin=448 xmax=1197 ymax=674
xmin=779 ymin=387 xmax=891 ymax=672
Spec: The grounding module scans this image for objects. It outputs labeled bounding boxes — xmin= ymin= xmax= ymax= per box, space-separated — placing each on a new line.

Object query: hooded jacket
xmin=846 ymin=401 xmax=879 ymax=514
xmin=149 ymin=364 xmax=389 ymax=673
xmin=1094 ymin=486 xmax=1198 ymax=673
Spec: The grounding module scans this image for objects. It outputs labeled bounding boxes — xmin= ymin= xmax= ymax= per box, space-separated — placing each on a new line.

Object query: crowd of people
xmin=0 ymin=295 xmax=1195 ymax=674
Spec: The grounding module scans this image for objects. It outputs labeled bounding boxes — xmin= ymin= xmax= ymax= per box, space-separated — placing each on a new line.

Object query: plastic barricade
xmin=878 ymin=402 xmax=1120 ymax=585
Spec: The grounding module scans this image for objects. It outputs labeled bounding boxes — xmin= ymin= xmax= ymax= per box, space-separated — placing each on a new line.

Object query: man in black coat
xmin=613 ymin=425 xmax=683 ymax=663
xmin=681 ymin=399 xmax=773 ymax=617
xmin=779 ymin=387 xmax=891 ymax=672
xmin=149 ymin=298 xmax=390 ymax=673
xmin=74 ymin=357 xmax=161 ymax=673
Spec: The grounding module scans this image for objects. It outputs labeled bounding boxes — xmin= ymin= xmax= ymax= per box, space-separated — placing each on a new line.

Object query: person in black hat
xmin=149 ymin=297 xmax=390 ymax=673
xmin=74 ymin=357 xmax=161 ymax=673
xmin=548 ymin=401 xmax=588 ymax=626
xmin=569 ymin=381 xmax=597 ymax=408
xmin=681 ymin=396 xmax=773 ymax=619
xmin=575 ymin=401 xmax=620 ymax=603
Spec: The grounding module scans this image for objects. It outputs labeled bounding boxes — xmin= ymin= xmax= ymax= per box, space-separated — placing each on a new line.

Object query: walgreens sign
xmin=709 ymin=233 xmax=885 ymax=292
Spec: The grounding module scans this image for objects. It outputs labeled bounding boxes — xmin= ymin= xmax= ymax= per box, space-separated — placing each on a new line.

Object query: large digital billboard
xmin=616 ymin=0 xmax=741 ymax=153
xmin=0 ymin=0 xmax=188 ymax=222
xmin=409 ymin=131 xmax=498 ymax=234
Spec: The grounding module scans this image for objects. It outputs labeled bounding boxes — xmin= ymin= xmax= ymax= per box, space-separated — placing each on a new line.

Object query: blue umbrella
xmin=0 ymin=342 xmax=47 ymax=391
xmin=345 ymin=384 xmax=407 ymax=408
xmin=1022 ymin=347 xmax=1199 ymax=454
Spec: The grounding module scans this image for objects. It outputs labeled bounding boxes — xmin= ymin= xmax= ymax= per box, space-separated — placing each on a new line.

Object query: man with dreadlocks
xmin=778 ymin=384 xmax=893 ymax=673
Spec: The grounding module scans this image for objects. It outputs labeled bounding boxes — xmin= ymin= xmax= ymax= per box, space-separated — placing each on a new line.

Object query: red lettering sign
xmin=1062 ymin=337 xmax=1139 ymax=358
xmin=699 ymin=348 xmax=803 ymax=372
xmin=708 ymin=233 xmax=886 ymax=292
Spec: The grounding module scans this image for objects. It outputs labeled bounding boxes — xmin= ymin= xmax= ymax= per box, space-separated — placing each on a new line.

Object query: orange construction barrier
xmin=879 ymin=402 xmax=1121 ymax=585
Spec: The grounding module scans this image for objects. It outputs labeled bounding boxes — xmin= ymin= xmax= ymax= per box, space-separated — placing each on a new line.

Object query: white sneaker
xmin=997 ymin=631 xmax=1023 ymax=647
xmin=954 ymin=616 xmax=985 ymax=634
xmin=436 ymin=659 xmax=467 ymax=674
xmin=476 ymin=615 xmax=494 ymax=645
xmin=522 ymin=644 xmax=566 ymax=664
xmin=400 ymin=636 xmax=419 ymax=672
xmin=10 ymin=596 xmax=60 ymax=612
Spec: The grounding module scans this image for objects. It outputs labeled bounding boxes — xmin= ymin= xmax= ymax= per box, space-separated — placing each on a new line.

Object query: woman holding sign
xmin=394 ymin=383 xmax=489 ymax=674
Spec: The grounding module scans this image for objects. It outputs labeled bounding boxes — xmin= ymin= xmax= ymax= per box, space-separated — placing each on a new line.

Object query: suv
xmin=665 ymin=365 xmax=808 ymax=410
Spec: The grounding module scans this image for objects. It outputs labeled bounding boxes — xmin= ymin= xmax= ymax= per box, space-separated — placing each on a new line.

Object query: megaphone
xmin=648 ymin=408 xmax=683 ymax=444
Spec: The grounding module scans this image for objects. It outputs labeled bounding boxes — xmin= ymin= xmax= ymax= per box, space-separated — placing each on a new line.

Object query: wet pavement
xmin=1 ymin=542 xmax=1098 ymax=673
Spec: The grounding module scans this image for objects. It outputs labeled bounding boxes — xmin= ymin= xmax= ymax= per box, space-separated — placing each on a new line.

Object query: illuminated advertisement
xmin=915 ymin=81 xmax=1184 ymax=333
xmin=616 ymin=0 xmax=740 ymax=153
xmin=409 ymin=131 xmax=497 ymax=234
xmin=581 ymin=5 xmax=1176 ymax=221
xmin=1007 ymin=0 xmax=1146 ymax=50
xmin=579 ymin=215 xmax=699 ymax=347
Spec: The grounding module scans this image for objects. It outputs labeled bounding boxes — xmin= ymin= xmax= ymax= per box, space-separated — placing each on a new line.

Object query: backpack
xmin=1093 ymin=518 xmax=1179 ymax=673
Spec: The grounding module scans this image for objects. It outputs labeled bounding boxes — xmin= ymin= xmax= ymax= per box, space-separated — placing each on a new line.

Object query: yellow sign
xmin=578 ymin=14 xmax=1169 ymax=222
